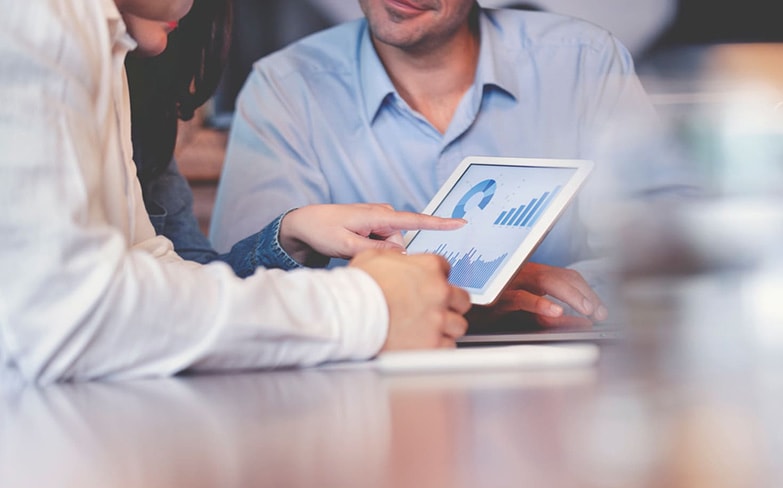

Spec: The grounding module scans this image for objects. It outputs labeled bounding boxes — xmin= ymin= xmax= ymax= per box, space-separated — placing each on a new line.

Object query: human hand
xmin=279 ymin=203 xmax=465 ymax=265
xmin=350 ymin=250 xmax=472 ymax=350
xmin=488 ymin=262 xmax=608 ymax=327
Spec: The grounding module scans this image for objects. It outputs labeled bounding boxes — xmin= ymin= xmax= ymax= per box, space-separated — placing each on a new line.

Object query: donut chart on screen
xmin=451 ymin=179 xmax=496 ymax=219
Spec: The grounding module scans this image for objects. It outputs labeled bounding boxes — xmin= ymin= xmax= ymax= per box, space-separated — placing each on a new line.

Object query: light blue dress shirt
xmin=211 ymin=8 xmax=696 ymax=294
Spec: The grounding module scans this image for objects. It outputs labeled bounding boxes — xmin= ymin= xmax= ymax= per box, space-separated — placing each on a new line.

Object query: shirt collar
xmin=359 ymin=9 xmax=519 ymax=123
xmin=359 ymin=20 xmax=397 ymax=123
xmin=474 ymin=9 xmax=520 ymax=101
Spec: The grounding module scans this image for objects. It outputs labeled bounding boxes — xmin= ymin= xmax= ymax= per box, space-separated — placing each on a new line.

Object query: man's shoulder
xmin=483 ymin=7 xmax=616 ymax=53
xmin=252 ymin=19 xmax=365 ymax=79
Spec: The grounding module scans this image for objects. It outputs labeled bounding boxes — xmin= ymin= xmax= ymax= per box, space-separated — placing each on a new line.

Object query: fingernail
xmin=548 ymin=303 xmax=563 ymax=316
xmin=596 ymin=306 xmax=608 ymax=321
xmin=582 ymin=298 xmax=594 ymax=315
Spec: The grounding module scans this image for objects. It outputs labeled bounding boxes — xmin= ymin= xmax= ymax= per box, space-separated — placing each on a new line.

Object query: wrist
xmin=278 ymin=209 xmax=329 ymax=267
xmin=279 ymin=208 xmax=311 ymax=262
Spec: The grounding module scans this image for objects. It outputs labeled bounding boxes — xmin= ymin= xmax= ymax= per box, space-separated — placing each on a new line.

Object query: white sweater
xmin=0 ymin=0 xmax=387 ymax=382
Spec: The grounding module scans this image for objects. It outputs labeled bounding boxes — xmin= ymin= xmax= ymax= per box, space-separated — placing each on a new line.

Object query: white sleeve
xmin=0 ymin=2 xmax=388 ymax=383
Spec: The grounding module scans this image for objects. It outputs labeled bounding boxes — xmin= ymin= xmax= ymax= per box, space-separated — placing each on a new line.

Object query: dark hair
xmin=126 ymin=0 xmax=232 ymax=182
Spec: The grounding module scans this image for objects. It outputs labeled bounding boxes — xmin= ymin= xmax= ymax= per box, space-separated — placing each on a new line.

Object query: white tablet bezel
xmin=404 ymin=156 xmax=594 ymax=305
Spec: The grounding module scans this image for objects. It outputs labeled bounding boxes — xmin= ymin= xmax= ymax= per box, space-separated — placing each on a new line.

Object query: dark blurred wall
xmin=650 ymin=0 xmax=782 ymax=50
xmin=211 ymin=0 xmax=331 ymax=125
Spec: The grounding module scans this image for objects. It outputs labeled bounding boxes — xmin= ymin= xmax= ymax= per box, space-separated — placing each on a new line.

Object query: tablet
xmin=404 ymin=156 xmax=593 ymax=305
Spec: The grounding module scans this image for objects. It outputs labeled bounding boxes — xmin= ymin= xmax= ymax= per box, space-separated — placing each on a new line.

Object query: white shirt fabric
xmin=0 ymin=0 xmax=388 ymax=383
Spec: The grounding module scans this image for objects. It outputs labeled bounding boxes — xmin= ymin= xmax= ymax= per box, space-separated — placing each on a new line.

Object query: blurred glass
xmin=591 ymin=42 xmax=783 ymax=488
xmin=630 ymin=43 xmax=783 ymax=272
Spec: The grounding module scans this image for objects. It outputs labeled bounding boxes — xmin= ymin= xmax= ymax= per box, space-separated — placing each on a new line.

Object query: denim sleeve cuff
xmin=254 ymin=211 xmax=304 ymax=271
xmin=253 ymin=209 xmax=331 ymax=271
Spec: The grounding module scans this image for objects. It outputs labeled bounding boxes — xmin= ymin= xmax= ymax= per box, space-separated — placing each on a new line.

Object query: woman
xmin=125 ymin=0 xmax=456 ymax=274
xmin=0 ymin=0 xmax=470 ymax=382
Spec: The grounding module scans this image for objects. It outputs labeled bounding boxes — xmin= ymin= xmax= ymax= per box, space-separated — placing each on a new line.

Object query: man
xmin=0 ymin=0 xmax=470 ymax=382
xmin=211 ymin=0 xmax=693 ymax=327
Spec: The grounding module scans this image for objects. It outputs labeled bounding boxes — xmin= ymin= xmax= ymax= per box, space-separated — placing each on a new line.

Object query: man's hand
xmin=350 ymin=250 xmax=471 ymax=350
xmin=489 ymin=262 xmax=608 ymax=328
xmin=280 ymin=203 xmax=465 ymax=265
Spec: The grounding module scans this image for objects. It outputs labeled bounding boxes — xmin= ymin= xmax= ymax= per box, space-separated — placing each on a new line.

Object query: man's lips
xmin=385 ymin=0 xmax=430 ymax=14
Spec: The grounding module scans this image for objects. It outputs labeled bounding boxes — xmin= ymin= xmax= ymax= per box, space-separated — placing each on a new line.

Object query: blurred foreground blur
xmin=591 ymin=42 xmax=783 ymax=487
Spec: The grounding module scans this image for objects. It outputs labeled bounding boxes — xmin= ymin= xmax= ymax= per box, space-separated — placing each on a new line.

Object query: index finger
xmin=539 ymin=271 xmax=605 ymax=318
xmin=377 ymin=212 xmax=466 ymax=233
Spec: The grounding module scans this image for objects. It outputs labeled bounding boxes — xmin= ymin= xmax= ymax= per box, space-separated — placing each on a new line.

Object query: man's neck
xmin=373 ymin=23 xmax=479 ymax=135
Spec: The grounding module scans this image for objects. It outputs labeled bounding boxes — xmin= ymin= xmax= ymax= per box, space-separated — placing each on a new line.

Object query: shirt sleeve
xmin=218 ymin=211 xmax=311 ymax=276
xmin=141 ymin=158 xmax=220 ymax=264
xmin=0 ymin=4 xmax=388 ymax=383
xmin=141 ymin=159 xmax=309 ymax=274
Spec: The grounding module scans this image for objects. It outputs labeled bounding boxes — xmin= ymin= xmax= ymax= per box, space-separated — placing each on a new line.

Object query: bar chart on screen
xmin=493 ymin=186 xmax=561 ymax=228
xmin=427 ymin=244 xmax=508 ymax=289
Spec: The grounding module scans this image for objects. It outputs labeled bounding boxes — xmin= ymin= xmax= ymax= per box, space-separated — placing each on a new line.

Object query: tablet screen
xmin=404 ymin=158 xmax=592 ymax=305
